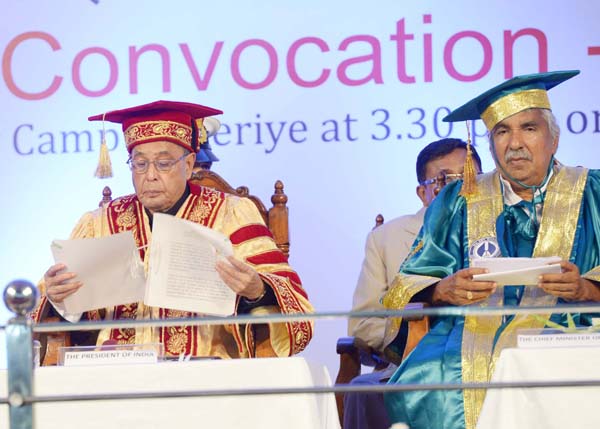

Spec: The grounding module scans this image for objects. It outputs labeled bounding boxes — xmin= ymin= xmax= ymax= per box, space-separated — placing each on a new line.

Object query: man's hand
xmin=539 ymin=261 xmax=600 ymax=302
xmin=432 ymin=267 xmax=496 ymax=306
xmin=216 ymin=256 xmax=266 ymax=300
xmin=44 ymin=263 xmax=83 ymax=303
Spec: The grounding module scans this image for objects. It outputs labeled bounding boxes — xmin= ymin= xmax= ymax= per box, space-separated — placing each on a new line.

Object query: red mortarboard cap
xmin=89 ymin=100 xmax=223 ymax=153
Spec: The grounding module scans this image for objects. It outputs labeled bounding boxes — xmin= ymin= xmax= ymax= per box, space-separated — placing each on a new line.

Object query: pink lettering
xmin=129 ymin=43 xmax=171 ymax=94
xmin=390 ymin=19 xmax=416 ymax=83
xmin=3 ymin=31 xmax=62 ymax=100
xmin=444 ymin=31 xmax=492 ymax=82
xmin=180 ymin=42 xmax=224 ymax=90
xmin=72 ymin=47 xmax=118 ymax=97
xmin=286 ymin=37 xmax=330 ymax=88
xmin=231 ymin=39 xmax=278 ymax=90
xmin=503 ymin=29 xmax=548 ymax=78
xmin=337 ymin=35 xmax=383 ymax=86
xmin=423 ymin=14 xmax=433 ymax=82
xmin=0 ymin=19 xmax=555 ymax=100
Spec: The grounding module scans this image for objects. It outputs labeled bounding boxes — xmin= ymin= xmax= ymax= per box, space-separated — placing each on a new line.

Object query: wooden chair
xmin=36 ymin=171 xmax=290 ymax=365
xmin=190 ymin=169 xmax=290 ymax=257
xmin=334 ymin=214 xmax=430 ymax=426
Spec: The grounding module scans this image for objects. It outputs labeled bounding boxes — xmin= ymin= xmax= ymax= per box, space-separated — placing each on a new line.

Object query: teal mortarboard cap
xmin=443 ymin=70 xmax=580 ymax=130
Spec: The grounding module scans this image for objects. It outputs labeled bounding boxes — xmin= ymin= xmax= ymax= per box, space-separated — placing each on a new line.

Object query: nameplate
xmin=63 ymin=349 xmax=159 ymax=367
xmin=517 ymin=332 xmax=600 ymax=349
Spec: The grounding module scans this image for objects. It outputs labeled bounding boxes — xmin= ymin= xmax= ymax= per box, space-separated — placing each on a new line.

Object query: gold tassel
xmin=95 ymin=112 xmax=113 ymax=178
xmin=459 ymin=120 xmax=477 ymax=198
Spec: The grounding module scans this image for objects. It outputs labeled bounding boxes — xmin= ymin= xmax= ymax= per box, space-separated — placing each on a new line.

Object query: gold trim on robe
xmin=583 ymin=266 xmax=600 ymax=283
xmin=461 ymin=165 xmax=588 ymax=429
xmin=33 ymin=184 xmax=313 ymax=359
xmin=461 ymin=172 xmax=506 ymax=429
xmin=382 ymin=272 xmax=440 ymax=352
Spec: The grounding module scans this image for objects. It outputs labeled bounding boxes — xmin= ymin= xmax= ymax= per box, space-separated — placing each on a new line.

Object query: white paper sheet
xmin=471 ymin=256 xmax=562 ymax=286
xmin=144 ymin=213 xmax=236 ymax=316
xmin=51 ymin=215 xmax=236 ymax=316
xmin=51 ymin=232 xmax=146 ymax=314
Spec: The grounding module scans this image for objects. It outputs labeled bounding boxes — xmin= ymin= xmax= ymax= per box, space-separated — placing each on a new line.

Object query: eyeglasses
xmin=127 ymin=154 xmax=188 ymax=174
xmin=419 ymin=172 xmax=464 ymax=187
xmin=419 ymin=172 xmax=464 ymax=196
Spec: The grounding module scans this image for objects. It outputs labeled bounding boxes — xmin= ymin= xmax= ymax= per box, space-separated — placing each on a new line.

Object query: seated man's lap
xmin=343 ymin=370 xmax=393 ymax=429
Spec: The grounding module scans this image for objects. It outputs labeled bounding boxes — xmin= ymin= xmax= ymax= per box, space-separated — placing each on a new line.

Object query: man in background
xmin=345 ymin=138 xmax=482 ymax=429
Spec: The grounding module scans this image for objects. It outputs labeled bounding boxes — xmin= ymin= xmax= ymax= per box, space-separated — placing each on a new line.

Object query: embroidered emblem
xmin=166 ymin=328 xmax=189 ymax=355
xmin=469 ymin=237 xmax=501 ymax=259
xmin=124 ymin=120 xmax=192 ymax=149
xmin=186 ymin=187 xmax=223 ymax=227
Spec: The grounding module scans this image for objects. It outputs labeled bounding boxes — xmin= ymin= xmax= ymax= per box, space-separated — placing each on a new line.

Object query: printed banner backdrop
xmin=1 ymin=0 xmax=599 ymax=375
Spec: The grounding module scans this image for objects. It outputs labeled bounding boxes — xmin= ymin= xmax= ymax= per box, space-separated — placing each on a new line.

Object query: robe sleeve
xmin=214 ymin=195 xmax=314 ymax=357
xmin=577 ymin=169 xmax=600 ymax=282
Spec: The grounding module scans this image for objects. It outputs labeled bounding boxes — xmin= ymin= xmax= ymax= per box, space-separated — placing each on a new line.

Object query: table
xmin=0 ymin=357 xmax=340 ymax=429
xmin=477 ymin=347 xmax=600 ymax=429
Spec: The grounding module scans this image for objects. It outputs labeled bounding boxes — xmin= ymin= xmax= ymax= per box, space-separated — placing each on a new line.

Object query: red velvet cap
xmin=88 ymin=100 xmax=223 ymax=153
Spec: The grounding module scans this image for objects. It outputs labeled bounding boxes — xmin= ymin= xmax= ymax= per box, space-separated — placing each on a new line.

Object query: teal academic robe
xmin=382 ymin=165 xmax=600 ymax=429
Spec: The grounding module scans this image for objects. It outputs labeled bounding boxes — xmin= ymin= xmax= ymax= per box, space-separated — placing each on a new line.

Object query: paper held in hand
xmin=144 ymin=213 xmax=236 ymax=316
xmin=51 ymin=232 xmax=146 ymax=315
xmin=51 ymin=213 xmax=236 ymax=316
xmin=471 ymin=256 xmax=562 ymax=286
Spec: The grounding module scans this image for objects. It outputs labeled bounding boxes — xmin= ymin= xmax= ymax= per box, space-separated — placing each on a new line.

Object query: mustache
xmin=504 ymin=148 xmax=532 ymax=163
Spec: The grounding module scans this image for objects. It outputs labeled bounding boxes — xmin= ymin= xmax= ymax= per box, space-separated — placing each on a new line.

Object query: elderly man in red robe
xmin=32 ymin=100 xmax=313 ymax=361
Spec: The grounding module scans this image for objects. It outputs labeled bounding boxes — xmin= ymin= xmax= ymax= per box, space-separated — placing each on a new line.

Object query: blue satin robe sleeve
xmin=574 ymin=170 xmax=600 ymax=275
xmin=401 ymin=181 xmax=468 ymax=279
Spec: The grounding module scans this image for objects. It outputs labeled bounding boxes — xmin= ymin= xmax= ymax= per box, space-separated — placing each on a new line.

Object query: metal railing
xmin=3 ymin=279 xmax=600 ymax=429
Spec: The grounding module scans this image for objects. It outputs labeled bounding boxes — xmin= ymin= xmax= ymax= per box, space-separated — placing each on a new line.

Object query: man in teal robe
xmin=381 ymin=70 xmax=600 ymax=429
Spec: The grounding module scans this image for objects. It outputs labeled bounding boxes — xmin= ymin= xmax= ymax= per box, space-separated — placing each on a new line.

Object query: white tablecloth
xmin=0 ymin=357 xmax=340 ymax=429
xmin=477 ymin=347 xmax=600 ymax=429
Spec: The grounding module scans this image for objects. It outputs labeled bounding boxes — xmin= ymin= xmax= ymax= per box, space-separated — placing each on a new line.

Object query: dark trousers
xmin=342 ymin=369 xmax=392 ymax=429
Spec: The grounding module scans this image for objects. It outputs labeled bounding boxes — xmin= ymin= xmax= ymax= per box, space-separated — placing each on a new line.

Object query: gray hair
xmin=540 ymin=109 xmax=560 ymax=141
xmin=488 ymin=108 xmax=560 ymax=146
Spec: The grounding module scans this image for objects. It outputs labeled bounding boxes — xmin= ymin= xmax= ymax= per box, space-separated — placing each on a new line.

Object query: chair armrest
xmin=334 ymin=336 xmax=367 ymax=427
xmin=403 ymin=301 xmax=429 ymax=320
xmin=336 ymin=336 xmax=369 ymax=355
